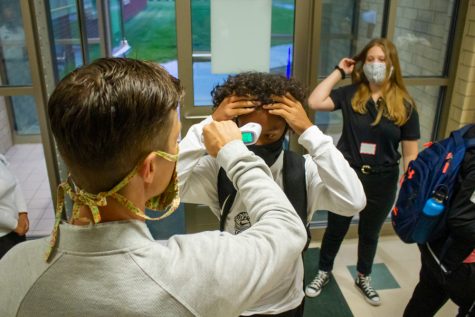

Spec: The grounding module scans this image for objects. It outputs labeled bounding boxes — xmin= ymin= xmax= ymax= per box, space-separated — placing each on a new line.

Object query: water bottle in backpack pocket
xmin=411 ymin=188 xmax=446 ymax=243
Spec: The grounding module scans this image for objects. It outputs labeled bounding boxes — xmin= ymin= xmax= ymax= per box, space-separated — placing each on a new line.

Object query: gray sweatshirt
xmin=0 ymin=140 xmax=307 ymax=317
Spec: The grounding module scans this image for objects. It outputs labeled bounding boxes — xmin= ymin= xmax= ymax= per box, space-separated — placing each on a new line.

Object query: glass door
xmin=180 ymin=0 xmax=296 ymax=109
xmin=176 ymin=0 xmax=298 ymax=233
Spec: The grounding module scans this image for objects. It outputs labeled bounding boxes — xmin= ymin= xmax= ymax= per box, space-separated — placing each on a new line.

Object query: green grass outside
xmin=191 ymin=1 xmax=210 ymax=51
xmin=124 ymin=0 xmax=295 ymax=63
xmin=125 ymin=2 xmax=178 ymax=62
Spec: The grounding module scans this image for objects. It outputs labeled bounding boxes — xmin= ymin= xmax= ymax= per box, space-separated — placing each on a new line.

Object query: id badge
xmin=360 ymin=142 xmax=376 ymax=155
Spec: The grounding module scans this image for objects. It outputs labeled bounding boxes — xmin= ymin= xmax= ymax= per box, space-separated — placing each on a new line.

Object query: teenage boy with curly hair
xmin=178 ymin=72 xmax=366 ymax=316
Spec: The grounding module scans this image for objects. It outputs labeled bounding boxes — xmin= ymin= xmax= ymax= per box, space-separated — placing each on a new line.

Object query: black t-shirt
xmin=330 ymin=84 xmax=420 ymax=167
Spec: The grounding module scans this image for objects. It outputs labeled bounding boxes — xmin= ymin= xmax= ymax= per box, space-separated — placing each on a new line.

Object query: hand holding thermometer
xmin=240 ymin=122 xmax=262 ymax=145
xmin=201 ymin=122 xmax=261 ymax=146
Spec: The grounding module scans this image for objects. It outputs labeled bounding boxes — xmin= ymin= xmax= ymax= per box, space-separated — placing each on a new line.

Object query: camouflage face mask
xmin=45 ymin=149 xmax=180 ymax=261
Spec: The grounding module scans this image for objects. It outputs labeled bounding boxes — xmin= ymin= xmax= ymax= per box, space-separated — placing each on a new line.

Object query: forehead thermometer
xmin=240 ymin=122 xmax=262 ymax=145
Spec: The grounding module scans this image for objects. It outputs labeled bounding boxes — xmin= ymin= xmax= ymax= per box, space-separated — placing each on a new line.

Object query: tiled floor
xmin=308 ymin=236 xmax=458 ymax=317
xmin=5 ymin=144 xmax=55 ymax=237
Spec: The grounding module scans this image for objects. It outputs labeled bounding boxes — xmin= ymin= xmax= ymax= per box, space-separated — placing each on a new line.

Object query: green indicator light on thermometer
xmin=239 ymin=123 xmax=261 ymax=145
xmin=242 ymin=132 xmax=253 ymax=144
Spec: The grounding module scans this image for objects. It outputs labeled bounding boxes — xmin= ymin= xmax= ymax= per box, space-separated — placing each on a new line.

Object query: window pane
xmin=193 ymin=62 xmax=227 ymax=106
xmin=0 ymin=3 xmax=39 ymax=135
xmin=191 ymin=0 xmax=296 ymax=106
xmin=83 ymin=0 xmax=101 ymax=62
xmin=319 ymin=0 xmax=386 ymax=77
xmin=191 ymin=0 xmax=210 ymax=52
xmin=109 ymin=0 xmax=123 ymax=52
xmin=314 ymin=109 xmax=343 ymax=139
xmin=394 ymin=0 xmax=456 ymax=77
xmin=123 ymin=0 xmax=177 ymax=76
xmin=10 ymin=95 xmax=40 ymax=135
xmin=0 ymin=1 xmax=32 ymax=86
xmin=48 ymin=0 xmax=84 ymax=79
xmin=408 ymin=86 xmax=443 ymax=142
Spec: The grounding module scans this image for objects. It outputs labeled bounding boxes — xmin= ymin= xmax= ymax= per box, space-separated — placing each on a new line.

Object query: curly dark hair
xmin=211 ymin=72 xmax=306 ymax=109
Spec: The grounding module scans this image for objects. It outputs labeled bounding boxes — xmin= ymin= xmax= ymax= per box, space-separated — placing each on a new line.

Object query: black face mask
xmin=247 ymin=133 xmax=286 ymax=167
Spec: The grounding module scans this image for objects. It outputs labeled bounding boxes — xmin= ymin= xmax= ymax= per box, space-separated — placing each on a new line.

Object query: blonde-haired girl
xmin=305 ymin=38 xmax=420 ymax=306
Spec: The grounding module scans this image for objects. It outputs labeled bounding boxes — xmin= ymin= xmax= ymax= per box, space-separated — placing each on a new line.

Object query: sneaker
xmin=305 ymin=270 xmax=330 ymax=297
xmin=354 ymin=275 xmax=381 ymax=306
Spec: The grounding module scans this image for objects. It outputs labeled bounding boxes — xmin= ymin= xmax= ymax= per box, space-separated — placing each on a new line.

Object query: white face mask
xmin=363 ymin=62 xmax=392 ymax=84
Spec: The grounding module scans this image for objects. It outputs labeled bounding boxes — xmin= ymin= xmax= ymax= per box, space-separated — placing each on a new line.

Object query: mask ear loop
xmin=139 ymin=149 xmax=180 ymax=219
xmin=106 ymin=150 xmax=180 ymax=221
xmin=111 ymin=168 xmax=180 ymax=221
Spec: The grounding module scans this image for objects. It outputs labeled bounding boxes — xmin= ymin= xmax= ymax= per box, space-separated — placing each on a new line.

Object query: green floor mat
xmin=303 ymin=248 xmax=353 ymax=317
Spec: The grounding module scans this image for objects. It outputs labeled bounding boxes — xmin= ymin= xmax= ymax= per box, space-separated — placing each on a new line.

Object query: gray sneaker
xmin=355 ymin=275 xmax=381 ymax=306
xmin=305 ymin=270 xmax=330 ymax=297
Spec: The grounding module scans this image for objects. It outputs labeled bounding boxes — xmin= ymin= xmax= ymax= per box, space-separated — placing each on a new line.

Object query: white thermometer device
xmin=240 ymin=122 xmax=262 ymax=145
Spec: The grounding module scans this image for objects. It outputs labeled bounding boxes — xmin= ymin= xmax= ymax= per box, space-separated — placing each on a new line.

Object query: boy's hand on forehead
xmin=203 ymin=120 xmax=241 ymax=157
xmin=212 ymin=96 xmax=258 ymax=121
xmin=263 ymin=94 xmax=313 ymax=135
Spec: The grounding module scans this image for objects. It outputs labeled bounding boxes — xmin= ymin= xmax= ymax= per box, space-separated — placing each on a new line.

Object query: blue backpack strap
xmin=448 ymin=125 xmax=475 ymax=171
xmin=465 ymin=138 xmax=475 ymax=149
xmin=462 ymin=123 xmax=475 ymax=148
xmin=453 ymin=124 xmax=475 ymax=147
xmin=456 ymin=123 xmax=475 ymax=136
xmin=452 ymin=126 xmax=468 ymax=148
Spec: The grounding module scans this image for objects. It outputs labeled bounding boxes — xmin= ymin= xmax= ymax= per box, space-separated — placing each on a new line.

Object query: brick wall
xmin=446 ymin=0 xmax=475 ymax=135
xmin=0 ymin=97 xmax=13 ymax=154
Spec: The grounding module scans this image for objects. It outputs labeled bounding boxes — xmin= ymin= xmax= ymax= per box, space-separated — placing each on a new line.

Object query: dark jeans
xmin=318 ymin=166 xmax=399 ymax=275
xmin=404 ymin=247 xmax=475 ymax=317
xmin=0 ymin=231 xmax=26 ymax=259
xmin=242 ymin=298 xmax=305 ymax=317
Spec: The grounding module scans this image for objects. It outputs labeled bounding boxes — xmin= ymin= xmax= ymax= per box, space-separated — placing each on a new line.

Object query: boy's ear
xmin=138 ymin=152 xmax=157 ymax=184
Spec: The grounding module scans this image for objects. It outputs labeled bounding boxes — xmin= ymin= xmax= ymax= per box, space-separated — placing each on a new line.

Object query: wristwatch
xmin=334 ymin=65 xmax=346 ymax=80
